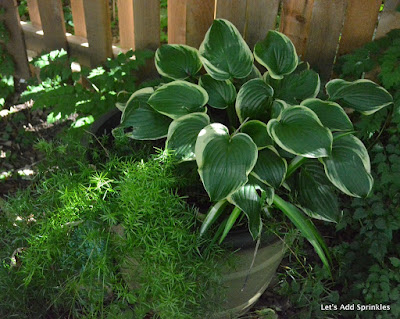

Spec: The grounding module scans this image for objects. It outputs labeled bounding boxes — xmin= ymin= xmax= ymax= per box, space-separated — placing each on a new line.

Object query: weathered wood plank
xmin=37 ymin=0 xmax=67 ymax=51
xmin=118 ymin=0 xmax=160 ymax=50
xmin=70 ymin=0 xmax=86 ymax=38
xmin=304 ymin=0 xmax=347 ymax=81
xmin=279 ymin=0 xmax=314 ymax=58
xmin=186 ymin=0 xmax=214 ymax=48
xmin=83 ymin=0 xmax=112 ymax=67
xmin=245 ymin=0 xmax=281 ymax=50
xmin=168 ymin=0 xmax=187 ymax=44
xmin=375 ymin=0 xmax=400 ymax=39
xmin=21 ymin=23 xmax=124 ymax=67
xmin=338 ymin=0 xmax=381 ymax=55
xmin=215 ymin=0 xmax=247 ymax=35
xmin=26 ymin=0 xmax=41 ymax=27
xmin=0 ymin=0 xmax=30 ymax=78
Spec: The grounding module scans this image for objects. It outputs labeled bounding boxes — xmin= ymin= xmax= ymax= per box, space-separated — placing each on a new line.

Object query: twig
xmin=84 ymin=129 xmax=110 ymax=158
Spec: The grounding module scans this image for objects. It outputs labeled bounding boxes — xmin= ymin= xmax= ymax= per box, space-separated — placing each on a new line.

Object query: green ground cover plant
xmin=0 ymin=140 xmax=228 ymax=318
xmin=117 ymin=19 xmax=393 ymax=273
xmin=0 ymin=7 xmax=15 ymax=108
xmin=21 ymin=49 xmax=154 ymax=128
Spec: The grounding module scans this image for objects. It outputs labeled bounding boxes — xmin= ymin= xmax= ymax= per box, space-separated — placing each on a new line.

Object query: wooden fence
xmin=1 ymin=0 xmax=400 ymax=81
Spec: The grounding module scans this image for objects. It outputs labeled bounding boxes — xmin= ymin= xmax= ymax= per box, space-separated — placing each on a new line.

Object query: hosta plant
xmin=117 ymin=19 xmax=393 ymax=271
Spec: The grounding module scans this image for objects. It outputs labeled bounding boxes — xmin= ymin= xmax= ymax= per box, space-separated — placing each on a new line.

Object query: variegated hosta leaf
xmin=265 ymin=68 xmax=320 ymax=104
xmin=326 ymin=79 xmax=393 ymax=115
xmin=235 ymin=79 xmax=274 ymax=123
xmin=301 ymin=98 xmax=353 ymax=131
xmin=199 ymin=75 xmax=236 ymax=109
xmin=267 ymin=106 xmax=333 ymax=158
xmin=166 ymin=113 xmax=210 ymax=161
xmin=228 ymin=183 xmax=262 ymax=239
xmin=155 ymin=44 xmax=202 ymax=80
xmin=199 ymin=19 xmax=253 ymax=80
xmin=298 ymin=160 xmax=342 ymax=223
xmin=148 ymin=80 xmax=208 ymax=119
xmin=321 ymin=134 xmax=373 ymax=198
xmin=195 ymin=123 xmax=258 ymax=202
xmin=120 ymin=87 xmax=172 ymax=140
xmin=254 ymin=30 xmax=298 ymax=79
xmin=273 ymin=195 xmax=332 ymax=273
xmin=251 ymin=147 xmax=287 ymax=188
xmin=240 ymin=120 xmax=273 ymax=149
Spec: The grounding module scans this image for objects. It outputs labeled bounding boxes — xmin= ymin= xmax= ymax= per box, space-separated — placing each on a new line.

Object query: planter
xmin=89 ymin=109 xmax=286 ymax=318
xmin=216 ymin=231 xmax=285 ymax=318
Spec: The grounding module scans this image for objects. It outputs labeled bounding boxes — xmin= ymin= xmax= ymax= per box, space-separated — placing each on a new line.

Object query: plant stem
xmin=286 ymin=155 xmax=307 ymax=179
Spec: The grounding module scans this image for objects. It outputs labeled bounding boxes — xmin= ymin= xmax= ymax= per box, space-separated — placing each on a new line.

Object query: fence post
xmin=279 ymin=0 xmax=314 ymax=58
xmin=37 ymin=0 xmax=68 ymax=51
xmin=304 ymin=0 xmax=347 ymax=81
xmin=375 ymin=0 xmax=400 ymax=39
xmin=0 ymin=0 xmax=30 ymax=79
xmin=168 ymin=0 xmax=214 ymax=48
xmin=83 ymin=0 xmax=113 ymax=67
xmin=245 ymin=0 xmax=281 ymax=50
xmin=70 ymin=0 xmax=86 ymax=38
xmin=118 ymin=0 xmax=160 ymax=51
xmin=26 ymin=0 xmax=42 ymax=27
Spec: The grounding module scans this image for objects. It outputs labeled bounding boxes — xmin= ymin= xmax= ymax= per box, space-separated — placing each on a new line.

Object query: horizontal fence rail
xmin=1 ymin=0 xmax=400 ymax=80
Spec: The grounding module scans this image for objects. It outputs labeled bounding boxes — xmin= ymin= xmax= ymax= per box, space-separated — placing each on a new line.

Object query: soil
xmin=0 ymin=92 xmax=73 ymax=198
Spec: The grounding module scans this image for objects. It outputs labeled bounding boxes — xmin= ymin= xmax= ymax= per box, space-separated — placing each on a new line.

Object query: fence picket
xmin=245 ymin=0 xmax=281 ymax=50
xmin=338 ymin=0 xmax=382 ymax=55
xmin=118 ymin=0 xmax=160 ymax=50
xmin=279 ymin=0 xmax=314 ymax=58
xmin=375 ymin=0 xmax=400 ymax=39
xmin=168 ymin=0 xmax=214 ymax=48
xmin=215 ymin=0 xmax=247 ymax=34
xmin=70 ymin=0 xmax=86 ymax=38
xmin=304 ymin=0 xmax=347 ymax=81
xmin=26 ymin=0 xmax=41 ymax=27
xmin=37 ymin=0 xmax=67 ymax=51
xmin=83 ymin=0 xmax=113 ymax=67
xmin=0 ymin=0 xmax=30 ymax=78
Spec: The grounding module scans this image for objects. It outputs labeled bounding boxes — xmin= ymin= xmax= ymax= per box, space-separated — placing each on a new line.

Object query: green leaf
xmin=120 ymin=87 xmax=172 ymax=140
xmin=251 ymin=147 xmax=287 ymax=188
xmin=199 ymin=200 xmax=228 ymax=236
xmin=199 ymin=75 xmax=236 ymax=109
xmin=166 ymin=113 xmax=210 ymax=161
xmin=326 ymin=79 xmax=393 ymax=115
xmin=254 ymin=30 xmax=298 ymax=79
xmin=155 ymin=44 xmax=202 ymax=80
xmin=195 ymin=123 xmax=258 ymax=201
xmin=390 ymin=257 xmax=400 ymax=268
xmin=273 ymin=194 xmax=331 ymax=273
xmin=235 ymin=79 xmax=274 ymax=123
xmin=265 ymin=68 xmax=320 ymax=104
xmin=228 ymin=184 xmax=262 ymax=239
xmin=120 ymin=103 xmax=172 ymax=140
xmin=321 ymin=134 xmax=373 ymax=197
xmin=301 ymin=98 xmax=353 ymax=131
xmin=120 ymin=87 xmax=154 ymax=114
xmin=148 ymin=80 xmax=208 ymax=119
xmin=219 ymin=206 xmax=242 ymax=243
xmin=298 ymin=160 xmax=342 ymax=223
xmin=240 ymin=120 xmax=273 ymax=149
xmin=267 ymin=106 xmax=333 ymax=158
xmin=199 ymin=19 xmax=253 ymax=80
